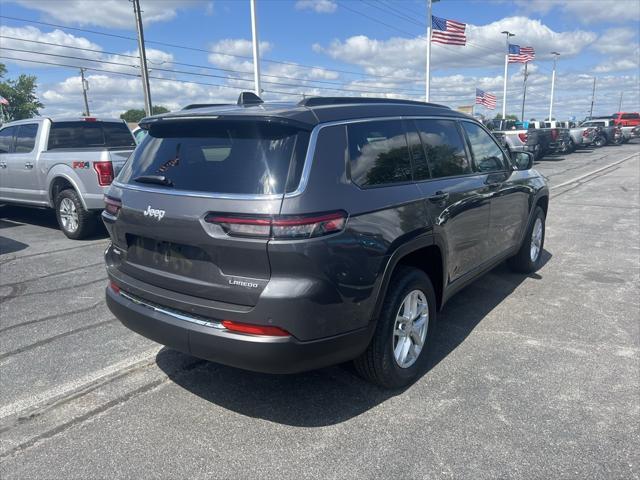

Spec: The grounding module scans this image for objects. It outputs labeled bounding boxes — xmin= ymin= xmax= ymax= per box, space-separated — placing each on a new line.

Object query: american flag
xmin=0 ymin=96 xmax=9 ymax=106
xmin=475 ymin=88 xmax=496 ymax=110
xmin=508 ymin=45 xmax=535 ymax=63
xmin=431 ymin=16 xmax=466 ymax=46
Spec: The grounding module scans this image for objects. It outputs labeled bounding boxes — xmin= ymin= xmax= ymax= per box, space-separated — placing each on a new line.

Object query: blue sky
xmin=1 ymin=0 xmax=638 ymax=120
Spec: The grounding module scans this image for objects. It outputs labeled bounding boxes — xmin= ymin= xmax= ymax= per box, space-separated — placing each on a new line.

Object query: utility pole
xmin=589 ymin=77 xmax=596 ymax=119
xmin=250 ymin=0 xmax=262 ymax=96
xmin=80 ymin=68 xmax=90 ymax=116
xmin=501 ymin=30 xmax=515 ymax=121
xmin=618 ymin=91 xmax=623 ymax=111
xmin=521 ymin=62 xmax=528 ymax=122
xmin=133 ymin=0 xmax=152 ymax=116
xmin=548 ymin=51 xmax=560 ymax=121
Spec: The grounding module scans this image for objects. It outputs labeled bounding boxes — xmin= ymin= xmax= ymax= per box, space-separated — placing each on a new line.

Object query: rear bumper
xmin=106 ymin=286 xmax=374 ymax=374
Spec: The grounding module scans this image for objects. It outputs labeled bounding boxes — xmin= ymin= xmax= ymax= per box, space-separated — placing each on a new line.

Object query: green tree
xmin=0 ymin=63 xmax=44 ymax=121
xmin=120 ymin=105 xmax=169 ymax=123
xmin=493 ymin=113 xmax=519 ymax=121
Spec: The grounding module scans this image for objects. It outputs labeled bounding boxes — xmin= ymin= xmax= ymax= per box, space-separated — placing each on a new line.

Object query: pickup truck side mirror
xmin=511 ymin=151 xmax=534 ymax=170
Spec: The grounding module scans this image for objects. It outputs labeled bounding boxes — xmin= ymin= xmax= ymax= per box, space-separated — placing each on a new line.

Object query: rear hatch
xmin=108 ymin=118 xmax=309 ymax=307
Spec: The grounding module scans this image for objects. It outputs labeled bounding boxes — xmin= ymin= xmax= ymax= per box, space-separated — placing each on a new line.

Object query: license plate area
xmin=125 ymin=235 xmax=212 ymax=277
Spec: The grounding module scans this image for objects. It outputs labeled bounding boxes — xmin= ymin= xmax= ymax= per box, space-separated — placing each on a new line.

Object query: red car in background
xmin=611 ymin=112 xmax=640 ymax=127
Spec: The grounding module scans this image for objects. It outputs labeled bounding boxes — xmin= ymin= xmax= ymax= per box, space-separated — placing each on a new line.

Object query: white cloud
xmin=0 ymin=25 xmax=104 ymax=68
xmin=515 ymin=0 xmax=640 ymax=25
xmin=313 ymin=17 xmax=597 ymax=79
xmin=208 ymin=38 xmax=273 ymax=75
xmin=295 ymin=0 xmax=337 ymax=14
xmin=11 ymin=0 xmax=203 ymax=29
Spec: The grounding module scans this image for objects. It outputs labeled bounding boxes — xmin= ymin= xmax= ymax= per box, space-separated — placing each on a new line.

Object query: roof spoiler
xmin=237 ymin=92 xmax=264 ymax=106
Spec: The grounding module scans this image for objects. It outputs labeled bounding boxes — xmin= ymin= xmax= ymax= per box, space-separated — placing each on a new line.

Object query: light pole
xmin=250 ymin=0 xmax=262 ymax=96
xmin=501 ymin=31 xmax=515 ymax=121
xmin=133 ymin=0 xmax=152 ymax=116
xmin=589 ymin=77 xmax=596 ymax=119
xmin=548 ymin=52 xmax=560 ymax=121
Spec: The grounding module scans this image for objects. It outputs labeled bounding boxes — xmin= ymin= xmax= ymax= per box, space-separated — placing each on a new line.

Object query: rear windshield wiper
xmin=133 ymin=175 xmax=173 ymax=187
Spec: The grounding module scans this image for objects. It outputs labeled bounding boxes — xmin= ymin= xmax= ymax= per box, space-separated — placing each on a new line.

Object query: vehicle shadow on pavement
xmin=0 ymin=205 xmax=108 ymax=239
xmin=158 ymin=250 xmax=552 ymax=427
xmin=0 ymin=236 xmax=29 ymax=255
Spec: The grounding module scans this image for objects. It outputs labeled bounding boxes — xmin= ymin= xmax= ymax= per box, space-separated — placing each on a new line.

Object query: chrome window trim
xmin=113 ymin=114 xmax=474 ymax=200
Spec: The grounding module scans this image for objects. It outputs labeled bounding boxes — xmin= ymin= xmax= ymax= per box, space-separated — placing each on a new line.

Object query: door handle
xmin=0 ymin=162 xmax=6 ymax=169
xmin=428 ymin=191 xmax=449 ymax=203
xmin=25 ymin=162 xmax=34 ymax=169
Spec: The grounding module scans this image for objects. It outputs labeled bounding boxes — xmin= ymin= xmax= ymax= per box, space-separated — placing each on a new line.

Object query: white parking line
xmin=551 ymin=152 xmax=639 ymax=191
xmin=0 ymin=346 xmax=161 ymax=420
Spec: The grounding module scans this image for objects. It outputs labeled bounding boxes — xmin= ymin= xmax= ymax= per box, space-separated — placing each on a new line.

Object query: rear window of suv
xmin=48 ymin=121 xmax=135 ymax=150
xmin=118 ymin=120 xmax=309 ymax=195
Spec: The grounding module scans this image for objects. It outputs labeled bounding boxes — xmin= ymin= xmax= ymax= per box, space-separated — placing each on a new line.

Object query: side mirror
xmin=511 ymin=151 xmax=534 ymax=171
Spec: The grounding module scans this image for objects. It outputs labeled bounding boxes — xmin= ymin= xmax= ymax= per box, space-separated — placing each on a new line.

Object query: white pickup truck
xmin=0 ymin=117 xmax=136 ymax=239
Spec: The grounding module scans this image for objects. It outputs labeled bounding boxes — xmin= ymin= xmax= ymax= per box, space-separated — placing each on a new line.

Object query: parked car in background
xmin=544 ymin=121 xmax=596 ymax=150
xmin=579 ymin=118 xmax=624 ymax=147
xmin=611 ymin=112 xmax=640 ymax=127
xmin=529 ymin=121 xmax=572 ymax=154
xmin=486 ymin=119 xmax=543 ymax=159
xmin=620 ymin=125 xmax=640 ymax=143
xmin=0 ymin=117 xmax=136 ymax=238
xmin=103 ymin=94 xmax=549 ymax=388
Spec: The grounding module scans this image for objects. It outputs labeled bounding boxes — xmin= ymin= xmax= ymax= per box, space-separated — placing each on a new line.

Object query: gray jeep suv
xmin=103 ymin=94 xmax=548 ymax=388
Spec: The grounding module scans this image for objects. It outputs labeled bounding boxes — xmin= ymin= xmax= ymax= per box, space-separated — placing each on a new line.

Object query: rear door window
xmin=0 ymin=126 xmax=16 ymax=154
xmin=622 ymin=113 xmax=639 ymax=119
xmin=347 ymin=120 xmax=412 ymax=187
xmin=118 ymin=120 xmax=309 ymax=195
xmin=14 ymin=124 xmax=38 ymax=153
xmin=48 ymin=122 xmax=135 ymax=149
xmin=461 ymin=122 xmax=506 ymax=173
xmin=103 ymin=123 xmax=136 ymax=147
xmin=414 ymin=119 xmax=471 ymax=178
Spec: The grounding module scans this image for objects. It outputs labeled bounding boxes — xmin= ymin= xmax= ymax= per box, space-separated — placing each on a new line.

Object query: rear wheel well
xmin=50 ymin=177 xmax=75 ymax=206
xmin=397 ymin=245 xmax=444 ymax=310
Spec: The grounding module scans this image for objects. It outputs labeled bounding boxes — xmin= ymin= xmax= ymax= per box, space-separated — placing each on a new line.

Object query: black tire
xmin=54 ymin=189 xmax=97 ymax=240
xmin=593 ymin=135 xmax=606 ymax=147
xmin=508 ymin=206 xmax=546 ymax=273
xmin=353 ymin=266 xmax=436 ymax=389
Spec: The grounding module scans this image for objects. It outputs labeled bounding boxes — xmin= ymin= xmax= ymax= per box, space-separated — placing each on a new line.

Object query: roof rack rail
xmin=297 ymin=96 xmax=449 ymax=109
xmin=182 ymin=103 xmax=231 ymax=110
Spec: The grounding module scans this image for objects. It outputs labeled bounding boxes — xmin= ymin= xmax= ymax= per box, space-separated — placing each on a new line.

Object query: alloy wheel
xmin=392 ymin=290 xmax=429 ymax=368
xmin=59 ymin=197 xmax=79 ymax=233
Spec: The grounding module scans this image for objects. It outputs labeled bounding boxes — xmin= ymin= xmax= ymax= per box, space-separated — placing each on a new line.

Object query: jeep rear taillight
xmin=583 ymin=128 xmax=593 ymax=137
xmin=551 ymin=129 xmax=559 ymax=141
xmin=518 ymin=132 xmax=528 ymax=143
xmin=94 ymin=161 xmax=114 ymax=186
xmin=104 ymin=195 xmax=121 ymax=216
xmin=205 ymin=211 xmax=347 ymax=239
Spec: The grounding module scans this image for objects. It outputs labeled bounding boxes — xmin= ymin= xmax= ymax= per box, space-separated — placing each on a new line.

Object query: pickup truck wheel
xmin=508 ymin=206 xmax=545 ymax=273
xmin=55 ymin=189 xmax=96 ymax=240
xmin=353 ymin=266 xmax=436 ymax=389
xmin=593 ymin=135 xmax=607 ymax=147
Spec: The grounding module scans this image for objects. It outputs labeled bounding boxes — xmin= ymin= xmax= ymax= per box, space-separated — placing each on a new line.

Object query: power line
xmin=0 ymin=36 xmax=428 ymax=94
xmin=0 ymin=14 xmax=422 ymax=82
xmin=1 ymin=46 xmax=430 ymax=96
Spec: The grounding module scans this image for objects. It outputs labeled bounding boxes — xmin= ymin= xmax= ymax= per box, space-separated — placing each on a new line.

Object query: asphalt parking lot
xmin=1 ymin=143 xmax=638 ymax=479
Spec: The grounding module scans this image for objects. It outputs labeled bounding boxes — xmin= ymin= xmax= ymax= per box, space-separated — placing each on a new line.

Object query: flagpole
xmin=521 ymin=62 xmax=528 ymax=122
xmin=549 ymin=52 xmax=560 ymax=120
xmin=425 ymin=0 xmax=433 ymax=102
xmin=501 ymin=31 xmax=514 ymax=121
